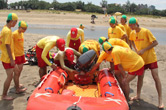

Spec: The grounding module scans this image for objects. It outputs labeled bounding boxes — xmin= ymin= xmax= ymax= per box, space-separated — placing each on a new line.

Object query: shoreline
xmin=0 ymin=10 xmax=166 ymax=28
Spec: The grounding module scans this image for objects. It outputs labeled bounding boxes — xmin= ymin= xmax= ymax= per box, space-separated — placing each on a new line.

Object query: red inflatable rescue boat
xmin=26 ymin=68 xmax=129 ymax=110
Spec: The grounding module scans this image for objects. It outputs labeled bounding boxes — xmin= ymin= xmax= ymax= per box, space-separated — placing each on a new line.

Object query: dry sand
xmin=0 ymin=10 xmax=166 ymax=110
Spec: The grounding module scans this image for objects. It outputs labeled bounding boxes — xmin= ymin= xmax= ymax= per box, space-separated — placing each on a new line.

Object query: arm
xmin=117 ymin=64 xmax=126 ymax=78
xmin=121 ymin=34 xmax=129 ymax=44
xmin=41 ymin=45 xmax=53 ymax=66
xmin=6 ymin=44 xmax=15 ymax=66
xmin=86 ymin=63 xmax=100 ymax=75
xmin=59 ymin=55 xmax=74 ymax=72
xmin=80 ymin=31 xmax=84 ymax=43
xmin=109 ymin=62 xmax=114 ymax=72
xmin=131 ymin=41 xmax=138 ymax=52
xmin=66 ymin=32 xmax=70 ymax=47
xmin=73 ymin=49 xmax=81 ymax=57
xmin=138 ymin=40 xmax=158 ymax=55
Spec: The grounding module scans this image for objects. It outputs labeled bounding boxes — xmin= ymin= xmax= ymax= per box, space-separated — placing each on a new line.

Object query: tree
xmin=84 ymin=2 xmax=103 ymax=13
xmin=125 ymin=0 xmax=130 ymax=12
xmin=74 ymin=1 xmax=85 ymax=10
xmin=100 ymin=0 xmax=107 ymax=8
xmin=59 ymin=2 xmax=76 ymax=11
xmin=107 ymin=4 xmax=126 ymax=14
xmin=38 ymin=1 xmax=50 ymax=10
xmin=130 ymin=3 xmax=137 ymax=13
xmin=0 ymin=0 xmax=7 ymax=9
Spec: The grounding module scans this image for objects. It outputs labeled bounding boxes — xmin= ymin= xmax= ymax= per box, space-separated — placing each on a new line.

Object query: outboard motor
xmin=75 ymin=50 xmax=97 ymax=72
xmin=74 ymin=50 xmax=97 ymax=85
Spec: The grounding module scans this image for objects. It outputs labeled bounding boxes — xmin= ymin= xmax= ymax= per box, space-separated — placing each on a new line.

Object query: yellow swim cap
xmin=102 ymin=41 xmax=113 ymax=51
xmin=7 ymin=13 xmax=18 ymax=21
xmin=18 ymin=21 xmax=28 ymax=28
xmin=98 ymin=37 xmax=107 ymax=44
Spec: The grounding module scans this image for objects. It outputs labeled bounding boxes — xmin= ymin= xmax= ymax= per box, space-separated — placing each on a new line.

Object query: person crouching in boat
xmin=36 ymin=36 xmax=65 ymax=79
xmin=54 ymin=48 xmax=81 ymax=80
xmin=87 ymin=42 xmax=145 ymax=101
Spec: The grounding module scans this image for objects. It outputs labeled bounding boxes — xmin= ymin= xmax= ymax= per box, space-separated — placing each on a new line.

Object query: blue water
xmin=0 ymin=24 xmax=166 ymax=45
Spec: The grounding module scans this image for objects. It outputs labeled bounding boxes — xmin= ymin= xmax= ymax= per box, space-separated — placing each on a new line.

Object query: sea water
xmin=0 ymin=24 xmax=165 ymax=45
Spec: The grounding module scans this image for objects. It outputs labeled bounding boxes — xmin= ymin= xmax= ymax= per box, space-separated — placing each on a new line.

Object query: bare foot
xmin=15 ymin=84 xmax=24 ymax=89
xmin=130 ymin=96 xmax=140 ymax=101
xmin=158 ymin=103 xmax=164 ymax=109
xmin=15 ymin=88 xmax=27 ymax=94
xmin=1 ymin=95 xmax=14 ymax=100
xmin=19 ymin=84 xmax=24 ymax=88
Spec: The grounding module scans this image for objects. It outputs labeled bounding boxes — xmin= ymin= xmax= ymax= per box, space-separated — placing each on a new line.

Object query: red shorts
xmin=128 ymin=66 xmax=144 ymax=76
xmin=15 ymin=55 xmax=26 ymax=65
xmin=54 ymin=60 xmax=75 ymax=69
xmin=144 ymin=62 xmax=158 ymax=70
xmin=69 ymin=39 xmax=81 ymax=51
xmin=36 ymin=45 xmax=49 ymax=68
xmin=2 ymin=62 xmax=14 ymax=69
xmin=114 ymin=65 xmax=144 ymax=76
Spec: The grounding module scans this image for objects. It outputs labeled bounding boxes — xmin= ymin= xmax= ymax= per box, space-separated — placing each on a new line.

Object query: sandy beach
xmin=0 ymin=10 xmax=166 ymax=110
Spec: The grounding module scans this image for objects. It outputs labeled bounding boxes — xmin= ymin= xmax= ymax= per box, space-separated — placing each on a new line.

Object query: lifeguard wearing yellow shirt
xmin=121 ymin=15 xmax=131 ymax=38
xmin=129 ymin=17 xmax=164 ymax=108
xmin=98 ymin=37 xmax=130 ymax=64
xmin=121 ymin=15 xmax=132 ymax=47
xmin=13 ymin=21 xmax=28 ymax=94
xmin=13 ymin=21 xmax=28 ymax=64
xmin=66 ymin=28 xmax=84 ymax=51
xmin=88 ymin=42 xmax=144 ymax=101
xmin=0 ymin=13 xmax=18 ymax=100
xmin=36 ymin=36 xmax=65 ymax=78
xmin=109 ymin=16 xmax=126 ymax=33
xmin=108 ymin=17 xmax=129 ymax=44
xmin=78 ymin=40 xmax=100 ymax=57
xmin=98 ymin=37 xmax=130 ymax=48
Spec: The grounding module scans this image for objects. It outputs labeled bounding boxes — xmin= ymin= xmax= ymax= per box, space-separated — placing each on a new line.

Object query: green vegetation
xmin=1 ymin=0 xmax=166 ymax=17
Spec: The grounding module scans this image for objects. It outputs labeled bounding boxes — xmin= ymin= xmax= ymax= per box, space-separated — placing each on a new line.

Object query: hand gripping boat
xmin=26 ymin=50 xmax=129 ymax=110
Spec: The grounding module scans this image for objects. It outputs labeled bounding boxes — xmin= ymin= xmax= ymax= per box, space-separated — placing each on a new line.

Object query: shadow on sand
xmin=129 ymin=98 xmax=165 ymax=110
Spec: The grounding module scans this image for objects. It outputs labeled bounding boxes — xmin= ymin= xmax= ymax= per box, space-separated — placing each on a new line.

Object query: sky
xmin=8 ymin=0 xmax=166 ymax=10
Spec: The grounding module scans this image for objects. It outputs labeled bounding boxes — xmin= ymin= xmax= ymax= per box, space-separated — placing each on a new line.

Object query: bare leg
xmin=14 ymin=64 xmax=26 ymax=93
xmin=114 ymin=70 xmax=124 ymax=90
xmin=39 ymin=66 xmax=47 ymax=79
xmin=124 ymin=74 xmax=136 ymax=101
xmin=151 ymin=68 xmax=164 ymax=108
xmin=130 ymin=73 xmax=144 ymax=100
xmin=2 ymin=68 xmax=14 ymax=100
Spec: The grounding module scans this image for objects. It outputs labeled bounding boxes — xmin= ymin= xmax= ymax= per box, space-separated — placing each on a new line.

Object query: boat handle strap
xmin=107 ymin=81 xmax=112 ymax=87
xmin=105 ymin=92 xmax=114 ymax=97
xmin=45 ymin=87 xmax=54 ymax=93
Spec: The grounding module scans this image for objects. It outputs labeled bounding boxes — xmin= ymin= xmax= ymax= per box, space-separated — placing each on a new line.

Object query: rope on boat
xmin=73 ymin=96 xmax=82 ymax=106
